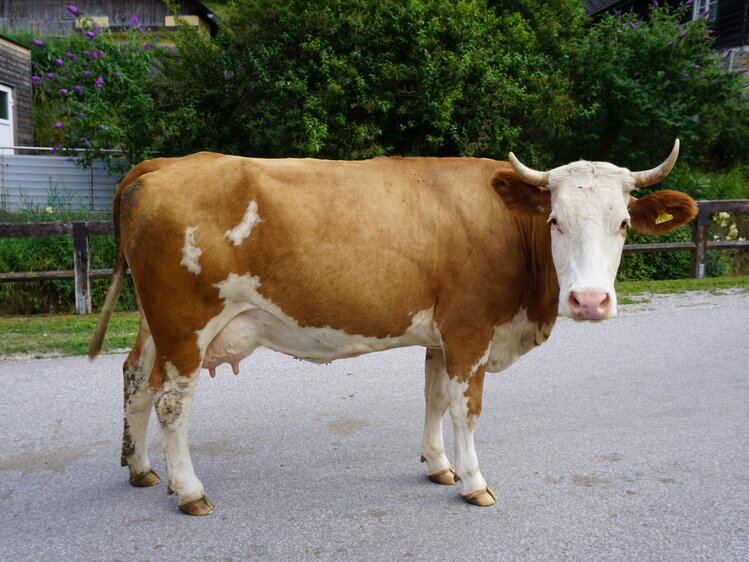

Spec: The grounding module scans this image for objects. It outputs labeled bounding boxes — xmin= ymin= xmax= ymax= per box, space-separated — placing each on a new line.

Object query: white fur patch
xmin=180 ymin=226 xmax=202 ymax=275
xmin=487 ymin=309 xmax=553 ymax=373
xmin=225 ymin=200 xmax=262 ymax=246
xmin=199 ymin=273 xmax=441 ymax=369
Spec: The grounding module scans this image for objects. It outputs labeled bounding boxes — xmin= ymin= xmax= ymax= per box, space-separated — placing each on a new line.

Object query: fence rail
xmin=0 ymin=199 xmax=747 ymax=314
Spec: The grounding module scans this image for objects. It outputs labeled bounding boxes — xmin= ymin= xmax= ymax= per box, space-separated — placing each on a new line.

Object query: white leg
xmin=446 ymin=369 xmax=496 ymax=506
xmin=153 ymin=362 xmax=212 ymax=515
xmin=420 ymin=349 xmax=457 ymax=484
xmin=122 ymin=325 xmax=159 ymax=487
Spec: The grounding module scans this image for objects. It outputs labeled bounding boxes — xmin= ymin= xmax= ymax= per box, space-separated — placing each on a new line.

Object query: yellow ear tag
xmin=655 ymin=212 xmax=674 ymax=225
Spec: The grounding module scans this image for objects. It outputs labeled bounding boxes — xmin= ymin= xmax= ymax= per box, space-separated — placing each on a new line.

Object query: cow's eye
xmin=547 ymin=216 xmax=558 ymax=227
xmin=620 ymin=219 xmax=630 ymax=232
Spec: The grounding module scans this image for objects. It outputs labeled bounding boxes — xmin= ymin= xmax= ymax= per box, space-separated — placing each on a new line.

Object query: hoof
xmin=129 ymin=469 xmax=160 ymax=488
xmin=463 ymin=486 xmax=497 ymax=507
xmin=427 ymin=467 xmax=460 ymax=486
xmin=179 ymin=496 xmax=214 ymax=516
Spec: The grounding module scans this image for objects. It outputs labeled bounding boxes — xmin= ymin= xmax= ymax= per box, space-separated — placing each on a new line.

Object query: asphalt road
xmin=1 ymin=292 xmax=748 ymax=561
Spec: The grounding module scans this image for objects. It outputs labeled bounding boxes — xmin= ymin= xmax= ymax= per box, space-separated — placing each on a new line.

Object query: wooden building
xmin=0 ymin=0 xmax=219 ymax=37
xmin=0 ymin=34 xmax=33 ymax=153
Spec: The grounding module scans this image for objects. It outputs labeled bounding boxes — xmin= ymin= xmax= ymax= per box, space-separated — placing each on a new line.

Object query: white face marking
xmin=546 ymin=162 xmax=632 ymax=319
xmin=487 ymin=308 xmax=553 ymax=373
xmin=180 ymin=226 xmax=202 ymax=275
xmin=225 ymin=200 xmax=263 ymax=246
xmin=198 ymin=272 xmax=441 ymax=371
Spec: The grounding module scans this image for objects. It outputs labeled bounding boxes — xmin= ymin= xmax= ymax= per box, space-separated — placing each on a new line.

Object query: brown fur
xmin=92 ymin=156 xmax=560 ymax=403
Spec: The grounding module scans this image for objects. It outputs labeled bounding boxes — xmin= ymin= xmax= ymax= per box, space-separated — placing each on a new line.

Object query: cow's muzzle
xmin=567 ymin=290 xmax=612 ymax=321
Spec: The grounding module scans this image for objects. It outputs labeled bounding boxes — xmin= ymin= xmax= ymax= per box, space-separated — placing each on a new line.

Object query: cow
xmin=89 ymin=140 xmax=697 ymax=515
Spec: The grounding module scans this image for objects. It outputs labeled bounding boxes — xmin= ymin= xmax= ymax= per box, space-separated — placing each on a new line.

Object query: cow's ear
xmin=492 ymin=169 xmax=551 ymax=216
xmin=628 ymin=189 xmax=698 ymax=234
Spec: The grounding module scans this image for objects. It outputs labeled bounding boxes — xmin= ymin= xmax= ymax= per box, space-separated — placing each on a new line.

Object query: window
xmin=0 ymin=89 xmax=9 ymax=121
xmin=693 ymin=0 xmax=718 ymax=21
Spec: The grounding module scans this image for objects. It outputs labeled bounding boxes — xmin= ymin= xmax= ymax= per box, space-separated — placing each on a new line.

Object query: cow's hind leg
xmin=122 ymin=319 xmax=160 ymax=488
xmin=420 ymin=348 xmax=458 ymax=485
xmin=152 ymin=360 xmax=212 ymax=516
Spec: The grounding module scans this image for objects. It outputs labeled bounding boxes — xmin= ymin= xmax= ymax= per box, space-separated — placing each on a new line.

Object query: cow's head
xmin=493 ymin=140 xmax=697 ymax=321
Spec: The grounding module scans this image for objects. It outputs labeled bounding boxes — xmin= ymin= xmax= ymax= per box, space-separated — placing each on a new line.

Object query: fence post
xmin=72 ymin=221 xmax=91 ymax=314
xmin=691 ymin=201 xmax=709 ymax=279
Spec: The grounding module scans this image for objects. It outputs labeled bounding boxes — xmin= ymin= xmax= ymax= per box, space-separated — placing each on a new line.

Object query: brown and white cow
xmin=89 ymin=140 xmax=697 ymax=515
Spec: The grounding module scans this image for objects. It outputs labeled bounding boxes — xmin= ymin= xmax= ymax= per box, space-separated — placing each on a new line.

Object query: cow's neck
xmin=516 ymin=214 xmax=559 ymax=327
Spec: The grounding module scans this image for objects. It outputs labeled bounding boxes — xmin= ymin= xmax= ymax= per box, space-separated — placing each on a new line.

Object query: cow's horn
xmin=631 ymin=139 xmax=680 ymax=189
xmin=508 ymin=152 xmax=549 ymax=187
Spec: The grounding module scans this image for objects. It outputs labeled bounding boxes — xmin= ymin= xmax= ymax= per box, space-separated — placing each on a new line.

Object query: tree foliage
xmin=153 ymin=0 xmax=582 ymax=162
xmin=557 ymin=3 xmax=749 ymax=171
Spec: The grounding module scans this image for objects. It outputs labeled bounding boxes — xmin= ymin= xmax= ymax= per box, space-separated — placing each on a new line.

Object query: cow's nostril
xmin=568 ymin=292 xmax=581 ymax=311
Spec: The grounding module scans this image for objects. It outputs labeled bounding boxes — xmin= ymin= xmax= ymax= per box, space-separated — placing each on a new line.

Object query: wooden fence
xmin=0 ymin=199 xmax=748 ymax=315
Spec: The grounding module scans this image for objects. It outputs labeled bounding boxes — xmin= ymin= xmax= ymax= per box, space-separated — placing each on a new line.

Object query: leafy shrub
xmin=152 ymin=0 xmax=581 ymax=162
xmin=21 ymin=6 xmax=157 ymax=171
xmin=555 ymin=3 xmax=749 ymax=171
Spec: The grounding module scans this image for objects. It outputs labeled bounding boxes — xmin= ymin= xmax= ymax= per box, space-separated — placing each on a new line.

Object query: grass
xmin=0 ymin=276 xmax=747 ymax=359
xmin=0 ymin=312 xmax=138 ymax=359
xmin=616 ymin=275 xmax=749 ymax=303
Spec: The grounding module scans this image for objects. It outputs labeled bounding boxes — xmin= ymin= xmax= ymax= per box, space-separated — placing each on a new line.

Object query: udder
xmin=202 ymin=310 xmax=262 ymax=377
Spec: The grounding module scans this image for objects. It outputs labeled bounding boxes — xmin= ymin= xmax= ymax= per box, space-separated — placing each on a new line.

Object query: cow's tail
xmin=88 ymin=243 xmax=126 ymax=359
xmin=88 ymin=170 xmax=130 ymax=360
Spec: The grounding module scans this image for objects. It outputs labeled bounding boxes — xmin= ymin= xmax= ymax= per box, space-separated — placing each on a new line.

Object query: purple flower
xmin=692 ymin=116 xmax=699 ymax=123
xmin=682 ymin=72 xmax=690 ymax=78
xmin=99 ymin=124 xmax=107 ymax=130
xmin=674 ymin=122 xmax=681 ymax=128
xmin=54 ymin=58 xmax=64 ymax=66
xmin=112 ymin=71 xmax=121 ymax=78
xmin=65 ymin=52 xmax=79 ymax=61
xmin=46 ymin=72 xmax=55 ymax=79
xmin=73 ymin=85 xmax=84 ymax=92
xmin=634 ymin=78 xmax=641 ymax=84
xmin=694 ymin=64 xmax=702 ymax=69
xmin=31 ymin=76 xmax=43 ymax=86
xmin=59 ymin=88 xmax=69 ymax=95
xmin=128 ymin=15 xmax=140 ymax=27
xmin=49 ymin=147 xmax=56 ymax=154
xmin=143 ymin=42 xmax=151 ymax=51
xmin=652 ymin=0 xmax=659 ymax=6
xmin=66 ymin=5 xmax=80 ymax=16
xmin=32 ymin=39 xmax=45 ymax=47
xmin=53 ymin=122 xmax=64 ymax=129
xmin=668 ymin=41 xmax=674 ymax=47
xmin=738 ymin=68 xmax=748 ymax=74
xmin=678 ymin=32 xmax=687 ymax=39
xmin=686 ymin=0 xmax=693 ymax=4
xmin=82 ymin=70 xmax=91 ymax=77
xmin=86 ymin=31 xmax=96 ymax=39
xmin=94 ymin=76 xmax=104 ymax=88
xmin=629 ymin=21 xmax=636 ymax=29
xmin=615 ymin=10 xmax=621 ymax=16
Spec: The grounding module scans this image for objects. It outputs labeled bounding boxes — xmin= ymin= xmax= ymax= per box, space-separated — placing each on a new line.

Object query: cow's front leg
xmin=421 ymin=348 xmax=458 ymax=485
xmin=442 ymin=331 xmax=497 ymax=507
xmin=446 ymin=366 xmax=496 ymax=506
xmin=122 ymin=321 xmax=160 ymax=488
xmin=152 ymin=361 xmax=212 ymax=516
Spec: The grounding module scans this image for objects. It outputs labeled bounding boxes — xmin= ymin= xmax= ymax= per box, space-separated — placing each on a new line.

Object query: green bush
xmin=152 ymin=0 xmax=580 ymax=162
xmin=556 ymin=3 xmax=749 ymax=171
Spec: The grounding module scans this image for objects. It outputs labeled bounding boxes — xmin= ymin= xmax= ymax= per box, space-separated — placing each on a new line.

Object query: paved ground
xmin=1 ymin=291 xmax=748 ymax=561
